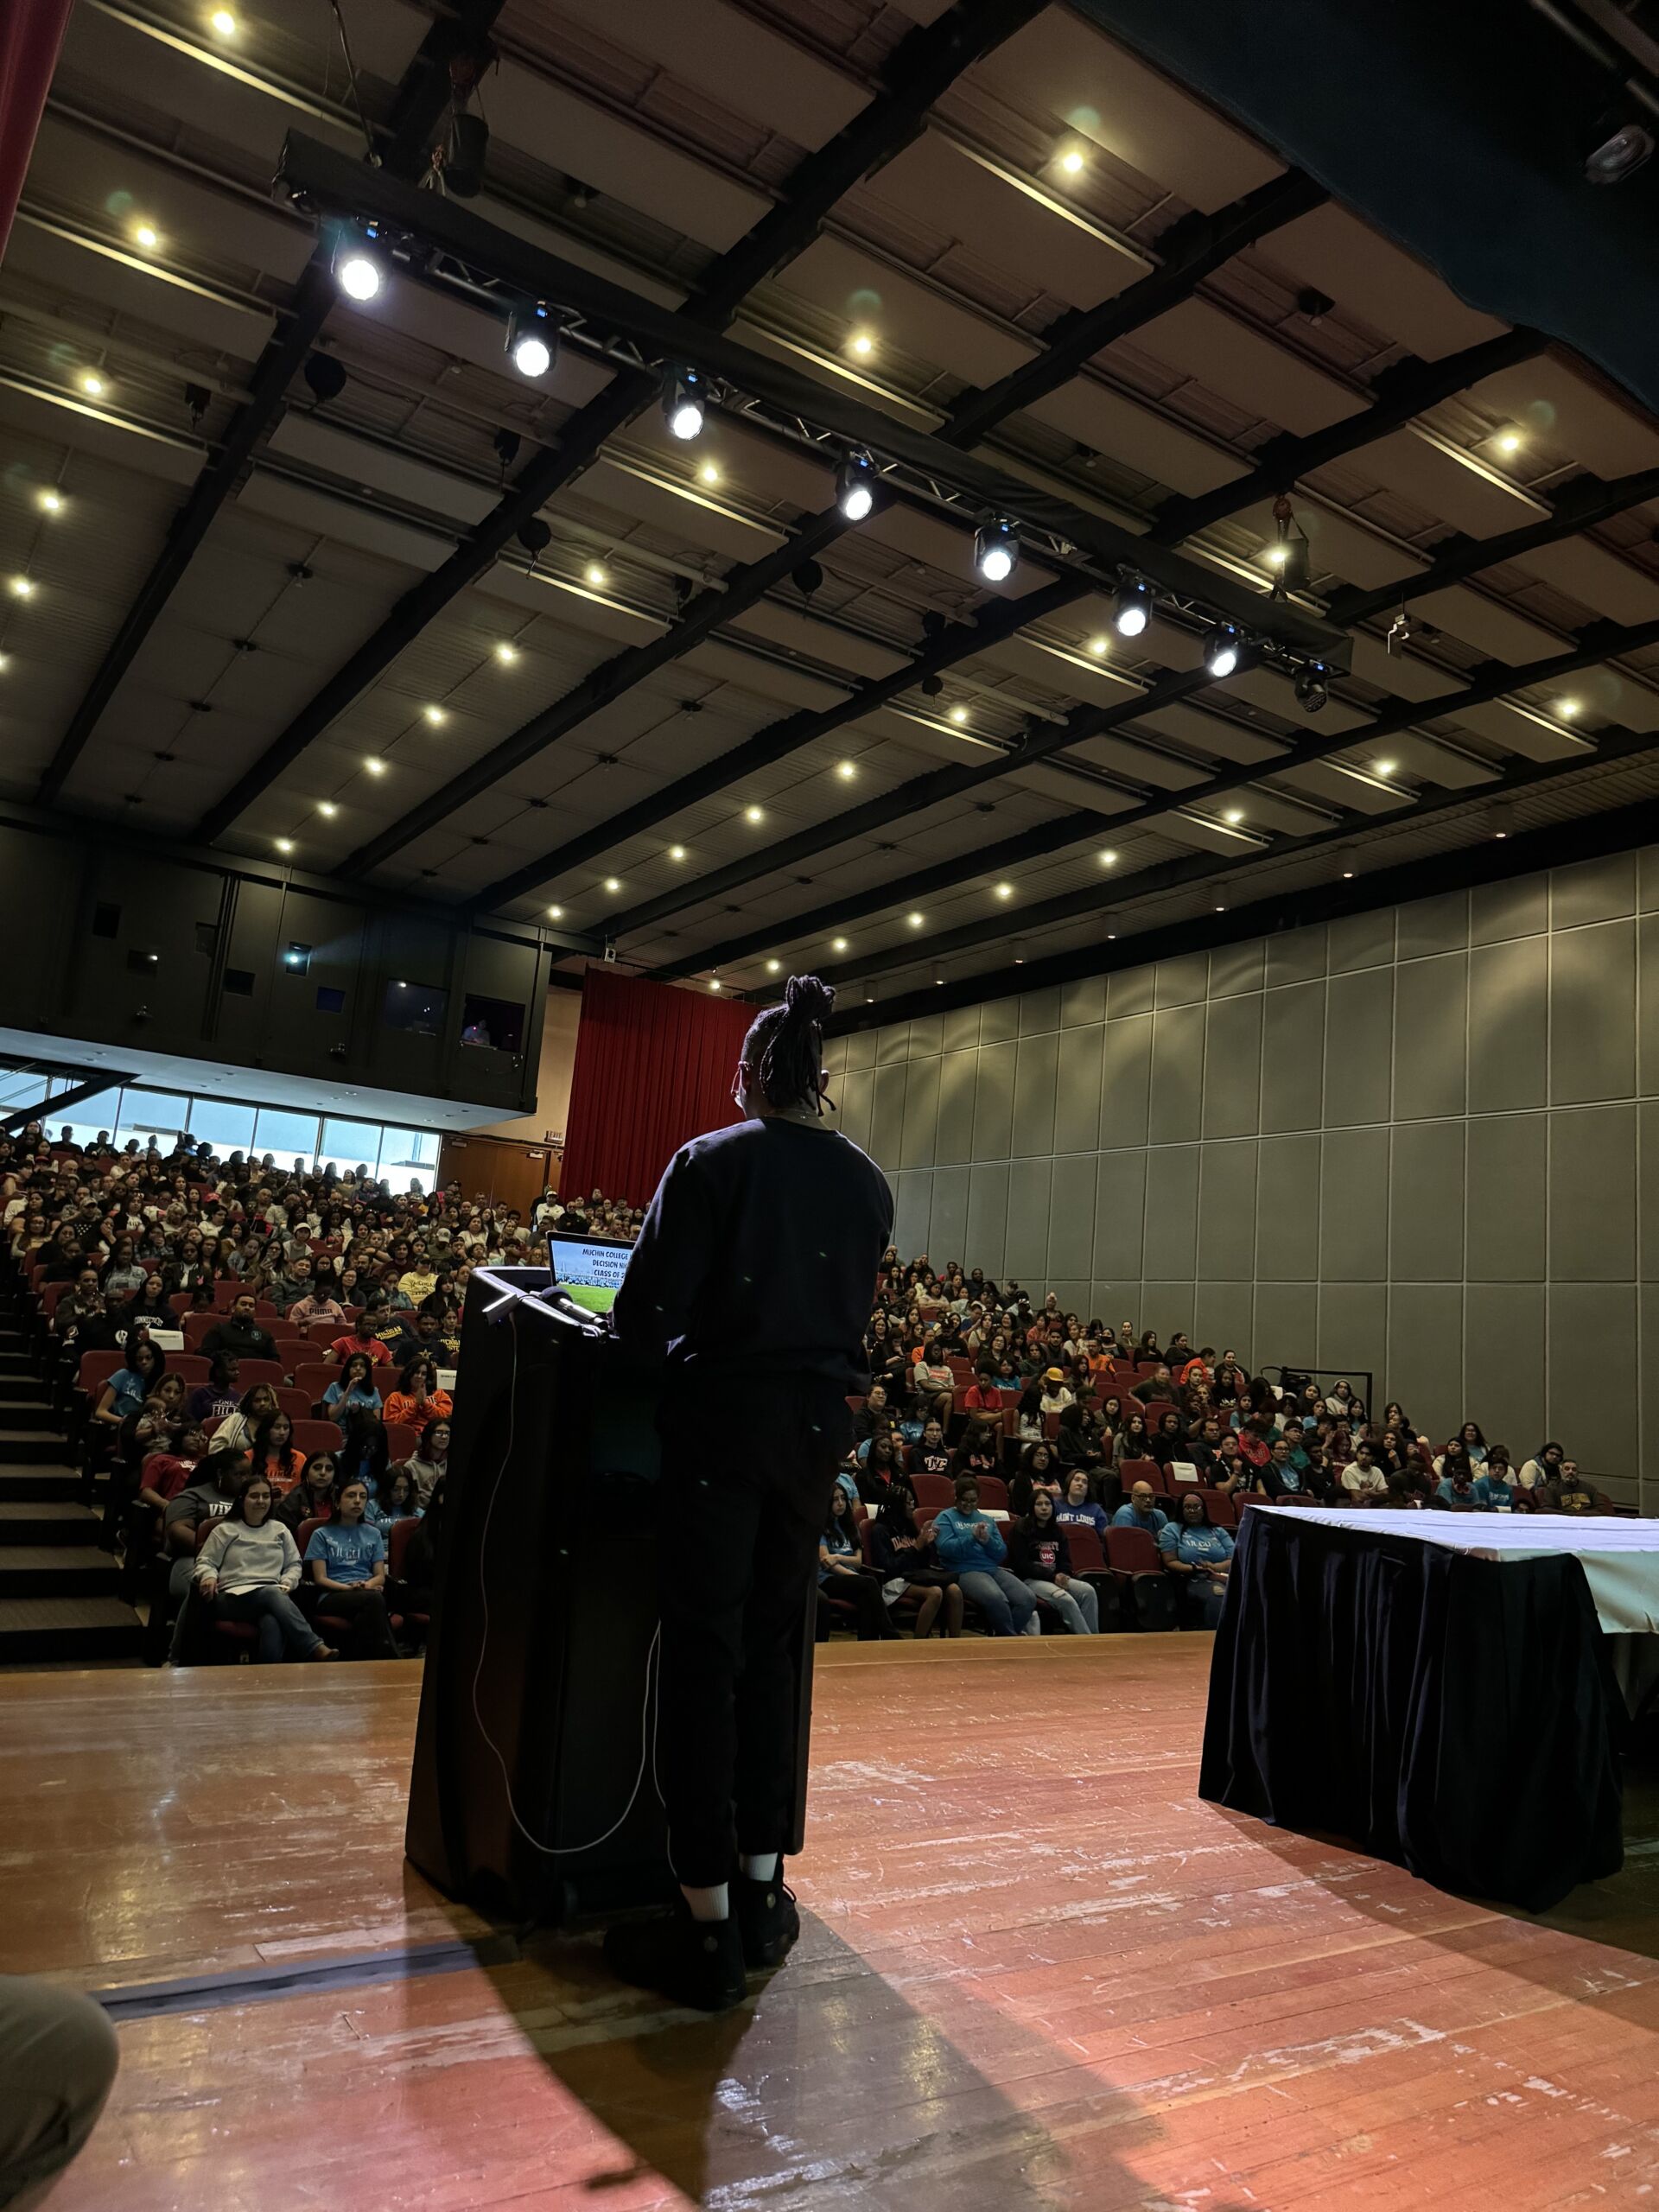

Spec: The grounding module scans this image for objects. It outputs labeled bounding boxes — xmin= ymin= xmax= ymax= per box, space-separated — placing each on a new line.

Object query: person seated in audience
xmin=852 ymin=1382 xmax=890 ymax=1442
xmin=161 ymin=1446 xmax=248 ymax=1659
xmin=1473 ymin=1459 xmax=1515 ymax=1510
xmin=1340 ymin=1440 xmax=1388 ymax=1503
xmin=908 ymin=1416 xmax=951 ymax=1484
xmin=1014 ymin=1382 xmax=1046 ymax=1443
xmin=868 ymin=1490 xmax=962 ymax=1638
xmin=1207 ymin=1432 xmax=1246 ymax=1495
xmin=1007 ymin=1489 xmax=1098 ymax=1634
xmin=1147 ymin=1409 xmax=1188 ymax=1472
xmin=248 ymin=1407 xmax=304 ymax=1491
xmin=1116 ymin=1409 xmax=1153 ymax=1465
xmin=211 ymin=1381 xmax=279 ymax=1456
xmin=201 ymin=1290 xmax=276 ymax=1363
xmin=1519 ymin=1440 xmax=1565 ymax=1492
xmin=137 ymin=1422 xmax=211 ymax=1517
xmin=1236 ymin=1412 xmax=1275 ymax=1476
xmin=855 ymin=1430 xmax=906 ymax=1497
xmin=958 ymin=1367 xmax=1006 ymax=1414
xmin=912 ymin=1338 xmax=955 ymax=1401
xmin=1038 ymin=1365 xmax=1074 ymax=1414
xmin=1543 ymin=1459 xmax=1611 ymax=1515
xmin=375 ymin=1306 xmax=452 ymax=1370
xmin=287 ymin=1278 xmax=346 ymax=1330
xmin=322 ymin=1349 xmax=384 ymax=1427
xmin=948 ymin=1418 xmax=1000 ymax=1489
xmin=111 ymin=1272 xmax=173 ymax=1341
xmin=1010 ymin=1441 xmax=1065 ymax=1518
xmin=1112 ymin=1478 xmax=1169 ymax=1536
xmin=818 ymin=1486 xmax=899 ymax=1641
xmin=1433 ymin=1456 xmax=1482 ymax=1510
xmin=1454 ymin=1421 xmax=1488 ymax=1467
xmin=54 ymin=1266 xmax=105 ymax=1344
xmin=1255 ymin=1435 xmax=1311 ymax=1503
xmin=181 ymin=1351 xmax=238 ymax=1433
xmin=325 ymin=1311 xmax=393 ymax=1367
xmin=383 ymin=1355 xmax=453 ymax=1436
xmin=387 ymin=1471 xmax=447 ymax=1635
xmin=404 ymin=1418 xmax=450 ymax=1510
xmin=276 ymin=1449 xmax=340 ymax=1533
xmin=1053 ymin=1402 xmax=1105 ymax=1478
xmin=303 ymin=1477 xmax=398 ymax=1658
xmin=195 ymin=1472 xmax=334 ymax=1662
xmin=1481 ymin=1442 xmax=1520 ymax=1502
xmin=929 ymin=1478 xmax=1036 ymax=1637
xmin=92 ymin=1336 xmax=168 ymax=1431
xmin=1433 ymin=1437 xmax=1476 ymax=1488
xmin=1157 ymin=1492 xmax=1235 ymax=1626
xmin=366 ymin=1463 xmax=420 ymax=1529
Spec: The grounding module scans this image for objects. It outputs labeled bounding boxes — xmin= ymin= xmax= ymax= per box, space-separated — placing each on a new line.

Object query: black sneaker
xmin=602 ymin=1904 xmax=747 ymax=2012
xmin=734 ymin=1872 xmax=800 ymax=1971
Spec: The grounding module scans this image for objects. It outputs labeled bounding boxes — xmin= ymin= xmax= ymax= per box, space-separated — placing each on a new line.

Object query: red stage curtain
xmin=0 ymin=1 xmax=73 ymax=266
xmin=560 ymin=970 xmax=753 ymax=1208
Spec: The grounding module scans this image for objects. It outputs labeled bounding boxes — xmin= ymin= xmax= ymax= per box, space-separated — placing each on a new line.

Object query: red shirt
xmin=329 ymin=1333 xmax=391 ymax=1365
xmin=141 ymin=1451 xmax=200 ymax=1502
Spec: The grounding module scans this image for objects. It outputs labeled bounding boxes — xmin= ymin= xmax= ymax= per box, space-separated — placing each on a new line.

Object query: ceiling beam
xmin=193 ymin=0 xmax=1051 ymax=848
xmin=611 ymin=609 xmax=1659 ymax=951
xmin=1324 ymin=459 xmax=1659 ymax=629
xmin=1147 ymin=327 xmax=1547 ymax=545
xmin=35 ymin=0 xmax=506 ymax=810
xmin=466 ymin=575 xmax=1090 ymax=912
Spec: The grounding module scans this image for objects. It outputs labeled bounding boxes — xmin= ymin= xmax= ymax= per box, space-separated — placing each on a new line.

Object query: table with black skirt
xmin=1199 ymin=1506 xmax=1659 ymax=1912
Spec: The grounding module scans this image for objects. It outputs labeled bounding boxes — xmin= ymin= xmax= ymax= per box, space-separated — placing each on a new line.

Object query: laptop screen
xmin=547 ymin=1230 xmax=631 ymax=1315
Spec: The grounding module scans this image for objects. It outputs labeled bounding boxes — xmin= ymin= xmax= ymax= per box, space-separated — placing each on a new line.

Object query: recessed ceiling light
xmin=836 ymin=760 xmax=856 ymax=779
xmin=37 ymin=489 xmax=62 ymax=514
xmin=423 ymin=704 xmax=446 ymax=725
xmin=0 ymin=653 xmax=10 ymax=671
xmin=585 ymin=562 xmax=607 ymax=588
xmin=1089 ymin=636 xmax=1109 ymax=656
xmin=364 ymin=757 xmax=386 ymax=775
xmin=1059 ymin=147 xmax=1086 ymax=175
xmin=766 ymin=958 xmax=780 ymax=973
xmin=995 ymin=882 xmax=1013 ymax=899
xmin=210 ymin=7 xmax=238 ymax=34
xmin=936 ymin=977 xmax=944 ymax=986
xmin=832 ymin=937 xmax=849 ymax=951
xmin=1342 ymin=868 xmax=1355 ymax=879
xmin=699 ymin=461 xmax=720 ymax=485
xmin=948 ymin=704 xmax=969 ymax=725
xmin=547 ymin=905 xmax=563 ymax=919
xmin=745 ymin=804 xmax=764 ymax=823
xmin=1099 ymin=849 xmax=1117 ymax=866
xmin=134 ymin=222 xmax=161 ymax=251
xmin=708 ymin=978 xmax=721 ymax=991
xmin=1496 ymin=429 xmax=1522 ymax=455
xmin=1376 ymin=759 xmax=1397 ymax=777
xmin=1224 ymin=807 xmax=1244 ymax=825
xmin=908 ymin=912 xmax=925 ymax=928
xmin=318 ymin=801 xmax=337 ymax=817
xmin=494 ymin=641 xmax=518 ymax=664
xmin=1214 ymin=905 xmax=1226 ymax=913
xmin=9 ymin=575 xmax=34 ymax=599
xmin=849 ymin=330 xmax=874 ymax=358
xmin=79 ymin=371 xmax=105 ymax=397
xmin=603 ymin=877 xmax=621 ymax=893
xmin=1557 ymin=698 xmax=1580 ymax=719
xmin=276 ymin=837 xmax=294 ymax=855
xmin=668 ymin=844 xmax=686 ymax=861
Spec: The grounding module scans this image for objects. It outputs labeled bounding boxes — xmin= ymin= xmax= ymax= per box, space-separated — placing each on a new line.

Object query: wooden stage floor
xmin=8 ymin=1637 xmax=1659 ymax=2210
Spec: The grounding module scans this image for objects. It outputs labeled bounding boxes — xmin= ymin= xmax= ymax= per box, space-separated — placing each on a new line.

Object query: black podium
xmin=405 ymin=1266 xmax=815 ymax=1924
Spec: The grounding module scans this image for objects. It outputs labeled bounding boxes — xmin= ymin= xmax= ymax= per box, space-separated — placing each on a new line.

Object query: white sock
xmin=681 ymin=1882 xmax=728 ymax=1923
xmin=739 ymin=1853 xmax=779 ymax=1884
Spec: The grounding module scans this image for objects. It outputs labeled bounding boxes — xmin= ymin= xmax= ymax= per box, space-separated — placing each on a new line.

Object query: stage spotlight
xmin=837 ymin=453 xmax=875 ymax=522
xmin=1114 ymin=576 xmax=1152 ymax=637
xmin=975 ymin=520 xmax=1017 ymax=584
xmin=664 ymin=371 xmax=705 ymax=441
xmin=508 ymin=304 xmax=556 ymax=379
xmin=1203 ymin=623 xmax=1241 ymax=679
xmin=333 ymin=225 xmax=385 ymax=303
xmin=1294 ymin=663 xmax=1329 ymax=714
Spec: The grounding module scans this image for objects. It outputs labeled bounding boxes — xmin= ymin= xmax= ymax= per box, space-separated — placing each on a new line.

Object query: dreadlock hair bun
xmin=783 ymin=974 xmax=835 ymax=1025
xmin=743 ymin=971 xmax=836 ymax=1113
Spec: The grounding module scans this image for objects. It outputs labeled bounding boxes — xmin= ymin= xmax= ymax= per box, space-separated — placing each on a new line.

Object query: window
xmin=186 ymin=1099 xmax=257 ymax=1154
xmin=460 ymin=993 xmax=524 ymax=1052
xmin=382 ymin=979 xmax=446 ymax=1037
xmin=114 ymin=1090 xmax=190 ymax=1154
xmin=251 ymin=1109 xmax=320 ymax=1166
xmin=315 ymin=985 xmax=346 ymax=1014
xmin=318 ymin=1117 xmax=380 ymax=1179
xmin=54 ymin=1087 xmax=127 ymax=1149
xmin=378 ymin=1125 xmax=440 ymax=1195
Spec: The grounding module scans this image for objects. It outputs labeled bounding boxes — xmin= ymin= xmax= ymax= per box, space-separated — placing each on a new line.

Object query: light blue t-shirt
xmin=1158 ymin=1523 xmax=1235 ymax=1567
xmin=1112 ymin=1502 xmax=1170 ymax=1535
xmin=304 ymin=1520 xmax=386 ymax=1585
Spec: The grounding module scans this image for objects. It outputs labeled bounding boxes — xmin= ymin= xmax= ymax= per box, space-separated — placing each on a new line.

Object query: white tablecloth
xmin=1274 ymin=1507 xmax=1659 ymax=1634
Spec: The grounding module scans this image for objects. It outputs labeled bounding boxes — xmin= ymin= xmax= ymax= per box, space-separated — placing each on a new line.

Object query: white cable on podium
xmin=468 ymin=1302 xmax=662 ymax=1856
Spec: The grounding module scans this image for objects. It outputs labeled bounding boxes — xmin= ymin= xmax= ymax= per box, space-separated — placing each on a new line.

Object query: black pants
xmin=311 ymin=1585 xmax=398 ymax=1660
xmin=656 ymin=1375 xmax=848 ymax=1890
xmin=817 ymin=1572 xmax=898 ymax=1641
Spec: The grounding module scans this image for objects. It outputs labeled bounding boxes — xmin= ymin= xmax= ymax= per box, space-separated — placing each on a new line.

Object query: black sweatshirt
xmin=613 ymin=1115 xmax=893 ymax=1389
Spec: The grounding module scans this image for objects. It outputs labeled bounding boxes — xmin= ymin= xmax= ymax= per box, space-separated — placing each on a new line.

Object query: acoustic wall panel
xmin=855 ymin=845 xmax=1659 ymax=1501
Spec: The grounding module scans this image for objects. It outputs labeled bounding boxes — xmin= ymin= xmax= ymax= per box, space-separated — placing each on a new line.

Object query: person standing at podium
xmin=606 ymin=974 xmax=893 ymax=2010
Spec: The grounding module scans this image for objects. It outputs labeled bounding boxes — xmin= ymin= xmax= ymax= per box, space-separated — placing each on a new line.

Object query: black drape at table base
xmin=1199 ymin=1513 xmax=1624 ymax=1914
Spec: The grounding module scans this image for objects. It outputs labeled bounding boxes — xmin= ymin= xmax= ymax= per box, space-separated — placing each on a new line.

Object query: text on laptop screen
xmin=548 ymin=1232 xmax=631 ymax=1313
